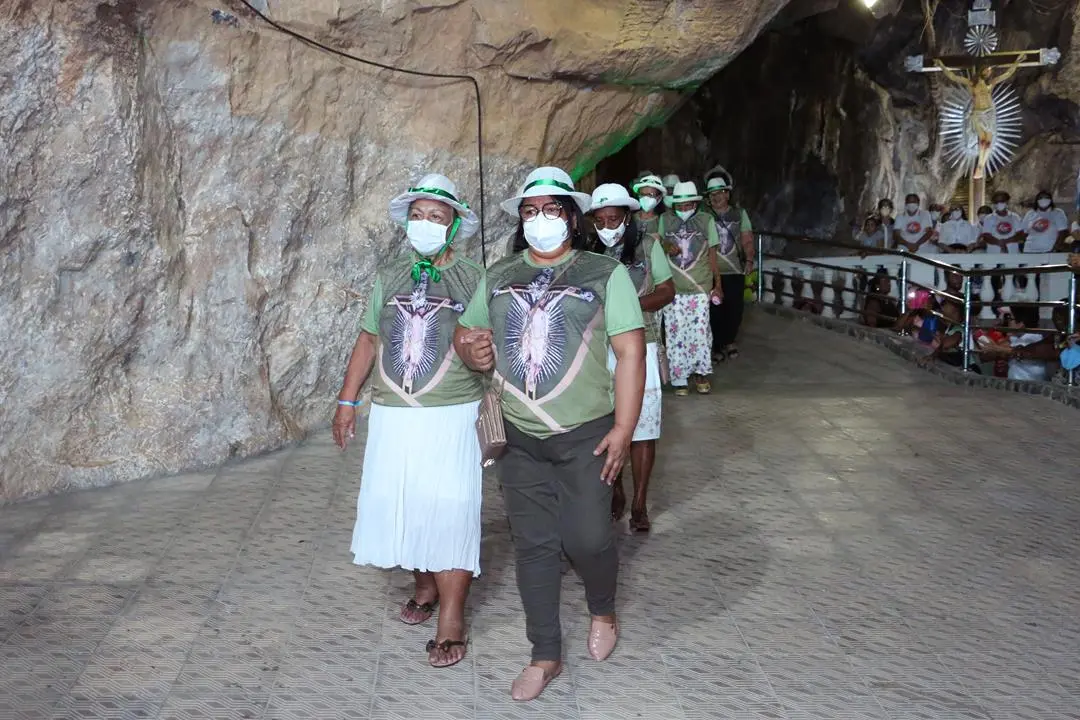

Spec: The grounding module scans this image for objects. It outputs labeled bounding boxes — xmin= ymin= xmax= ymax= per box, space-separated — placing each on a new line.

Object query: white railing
xmin=753 ymin=232 xmax=1078 ymax=384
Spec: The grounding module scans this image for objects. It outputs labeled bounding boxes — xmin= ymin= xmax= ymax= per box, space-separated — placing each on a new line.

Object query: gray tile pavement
xmin=1 ymin=310 xmax=1078 ymax=719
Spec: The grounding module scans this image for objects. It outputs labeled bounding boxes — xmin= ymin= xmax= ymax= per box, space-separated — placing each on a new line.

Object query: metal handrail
xmin=755 ymin=232 xmax=1079 ymax=386
xmin=757 ymin=230 xmax=1076 ymax=276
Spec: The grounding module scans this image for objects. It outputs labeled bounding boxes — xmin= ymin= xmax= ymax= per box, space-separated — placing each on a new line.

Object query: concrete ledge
xmin=756 ymin=303 xmax=1080 ymax=410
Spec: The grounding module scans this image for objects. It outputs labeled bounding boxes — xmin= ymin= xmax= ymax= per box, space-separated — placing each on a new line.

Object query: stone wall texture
xmin=0 ymin=0 xmax=791 ymax=501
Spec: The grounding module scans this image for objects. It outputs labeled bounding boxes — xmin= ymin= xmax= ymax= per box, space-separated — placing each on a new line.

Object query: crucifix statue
xmin=905 ymin=0 xmax=1060 ymax=218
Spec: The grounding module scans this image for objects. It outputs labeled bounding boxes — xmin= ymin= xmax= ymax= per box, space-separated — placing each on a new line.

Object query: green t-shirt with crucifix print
xmin=657 ymin=211 xmax=719 ymax=295
xmin=458 ymin=250 xmax=644 ymax=439
xmin=602 ymin=234 xmax=672 ymax=344
xmin=360 ymin=255 xmax=484 ymax=407
xmin=711 ymin=206 xmax=753 ymax=275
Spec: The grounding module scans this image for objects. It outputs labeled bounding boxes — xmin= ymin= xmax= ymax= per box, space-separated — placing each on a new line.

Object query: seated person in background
xmin=861 ymin=268 xmax=900 ymax=328
xmin=855 ymin=214 xmax=886 ymax=250
xmin=921 ymin=290 xmax=981 ymax=372
xmin=893 ymin=194 xmax=935 ymax=253
xmin=937 ymin=206 xmax=978 ymax=252
xmin=979 ymin=191 xmax=1025 ymax=253
xmin=999 ymin=306 xmax=1051 ymax=382
xmin=1021 ymin=190 xmax=1069 ymax=254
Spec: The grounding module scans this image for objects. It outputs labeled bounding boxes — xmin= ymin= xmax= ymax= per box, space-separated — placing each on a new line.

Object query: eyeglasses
xmin=519 ymin=202 xmax=565 ymax=221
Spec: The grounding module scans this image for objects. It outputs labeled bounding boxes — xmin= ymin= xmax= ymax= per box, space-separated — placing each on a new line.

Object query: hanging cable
xmin=234 ymin=0 xmax=488 ymax=266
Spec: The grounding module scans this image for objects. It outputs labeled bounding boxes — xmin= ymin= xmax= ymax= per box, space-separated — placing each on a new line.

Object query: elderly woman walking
xmin=659 ymin=180 xmax=722 ymax=395
xmin=455 ymin=167 xmax=646 ymax=701
xmin=588 ymin=182 xmax=674 ymax=532
xmin=704 ymin=170 xmax=754 ymax=362
xmin=333 ymin=173 xmax=483 ymax=669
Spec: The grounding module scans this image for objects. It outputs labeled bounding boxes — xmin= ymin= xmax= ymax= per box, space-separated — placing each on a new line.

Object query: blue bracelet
xmin=337 ymin=399 xmax=364 ymax=407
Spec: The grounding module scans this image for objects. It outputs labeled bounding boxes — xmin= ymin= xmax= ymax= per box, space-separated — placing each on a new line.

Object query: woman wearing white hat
xmin=589 ymin=182 xmax=674 ymax=532
xmin=704 ymin=170 xmax=754 ymax=361
xmin=659 ymin=180 xmax=722 ymax=395
xmin=334 ymin=173 xmax=483 ymax=669
xmin=455 ymin=167 xmax=646 ymax=701
xmin=632 ymin=174 xmax=667 ymax=236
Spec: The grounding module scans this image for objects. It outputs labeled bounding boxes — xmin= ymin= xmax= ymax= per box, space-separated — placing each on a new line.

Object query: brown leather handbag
xmin=476 ymin=373 xmax=506 ymax=468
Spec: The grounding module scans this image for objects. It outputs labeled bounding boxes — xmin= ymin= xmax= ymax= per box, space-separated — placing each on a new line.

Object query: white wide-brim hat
xmin=389 ymin=173 xmax=480 ymax=239
xmin=590 ymin=183 xmax=640 ymax=212
xmin=632 ymin=174 xmax=666 ymax=196
xmin=670 ymin=181 xmax=702 ymax=204
xmin=500 ymin=166 xmax=592 ymax=216
xmin=662 ymin=174 xmax=681 ymax=189
xmin=706 ymin=176 xmax=733 ymax=193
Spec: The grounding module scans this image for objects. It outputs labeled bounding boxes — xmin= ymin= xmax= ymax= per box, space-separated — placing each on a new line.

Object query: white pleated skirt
xmin=350 ymin=400 xmax=482 ymax=577
xmin=607 ymin=341 xmax=663 ymax=442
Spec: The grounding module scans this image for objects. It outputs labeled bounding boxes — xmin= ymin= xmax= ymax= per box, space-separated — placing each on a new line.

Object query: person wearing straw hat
xmin=658 ymin=180 xmax=722 ymax=395
xmin=454 ymin=167 xmax=646 ymax=701
xmin=334 ymin=173 xmax=483 ymax=669
xmin=588 ymin=183 xmax=675 ymax=532
xmin=704 ymin=170 xmax=754 ymax=361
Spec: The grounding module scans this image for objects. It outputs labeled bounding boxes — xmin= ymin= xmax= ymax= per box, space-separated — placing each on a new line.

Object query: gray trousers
xmin=502 ymin=415 xmax=618 ymax=662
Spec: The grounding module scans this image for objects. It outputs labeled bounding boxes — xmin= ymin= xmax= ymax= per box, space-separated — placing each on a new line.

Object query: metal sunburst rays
xmin=964 ymin=25 xmax=999 ymax=56
xmin=939 ymin=83 xmax=1022 ymax=178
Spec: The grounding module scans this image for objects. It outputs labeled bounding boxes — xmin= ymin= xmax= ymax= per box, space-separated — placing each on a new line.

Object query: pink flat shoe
xmin=588 ymin=617 xmax=619 ymax=661
xmin=510 ymin=664 xmax=562 ymax=701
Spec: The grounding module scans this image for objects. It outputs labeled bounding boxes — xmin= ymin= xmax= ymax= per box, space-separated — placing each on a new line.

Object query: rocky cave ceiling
xmin=2 ymin=0 xmax=1078 ymax=501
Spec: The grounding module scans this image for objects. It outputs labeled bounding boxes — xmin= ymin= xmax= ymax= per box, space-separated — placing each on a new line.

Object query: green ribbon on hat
xmin=408 ymin=186 xmax=462 ymax=204
xmin=671 ymin=193 xmax=701 ymax=201
xmin=524 ymin=177 xmax=575 ymax=193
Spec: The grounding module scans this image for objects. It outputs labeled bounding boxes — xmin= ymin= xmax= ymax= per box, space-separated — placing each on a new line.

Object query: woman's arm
xmin=333 ymin=331 xmax=378 ymax=450
xmin=640 ymin=279 xmax=675 ymax=312
xmin=596 ymin=328 xmax=646 ymax=484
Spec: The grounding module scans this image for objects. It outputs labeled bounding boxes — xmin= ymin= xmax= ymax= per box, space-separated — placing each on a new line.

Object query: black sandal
xmin=426 ymin=638 xmax=468 ymax=668
xmin=725 ymin=346 xmax=740 ymax=360
xmin=400 ymin=598 xmax=438 ymax=625
xmin=629 ymin=509 xmax=651 ymax=533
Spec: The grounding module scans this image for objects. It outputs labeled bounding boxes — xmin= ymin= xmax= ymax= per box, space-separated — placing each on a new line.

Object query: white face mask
xmin=995 ymin=202 xmax=1007 ymax=212
xmin=596 ymin=222 xmax=625 ymax=247
xmin=950 ymin=210 xmax=962 ymax=221
xmin=930 ymin=211 xmax=941 ymax=222
xmin=1038 ymin=198 xmax=1052 ymax=210
xmin=906 ymin=203 xmax=919 ymax=214
xmin=638 ymin=196 xmax=659 ymax=213
xmin=676 ymin=209 xmax=696 ymax=223
xmin=407 ymin=219 xmax=449 ymax=256
xmin=523 ymin=215 xmax=569 ymax=253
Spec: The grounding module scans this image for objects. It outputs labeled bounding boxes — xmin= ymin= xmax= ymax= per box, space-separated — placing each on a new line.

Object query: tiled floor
xmin=2 ymin=310 xmax=1079 ymax=719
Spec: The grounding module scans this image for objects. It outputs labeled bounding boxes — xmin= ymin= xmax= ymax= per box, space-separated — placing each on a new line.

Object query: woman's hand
xmin=594 ymin=423 xmax=634 ymax=485
xmin=332 ymin=404 xmax=357 ymax=451
xmin=457 ymin=328 xmax=496 ymax=371
xmin=710 ymin=284 xmax=724 ymax=305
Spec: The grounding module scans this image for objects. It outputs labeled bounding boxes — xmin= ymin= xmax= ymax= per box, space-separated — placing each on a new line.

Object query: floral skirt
xmin=607 ymin=342 xmax=662 ymax=441
xmin=662 ymin=293 xmax=713 ymax=385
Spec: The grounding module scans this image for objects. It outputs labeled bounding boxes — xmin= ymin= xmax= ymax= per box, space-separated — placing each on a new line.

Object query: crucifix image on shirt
xmin=387 ymin=273 xmax=464 ymax=393
xmin=492 ymin=268 xmax=597 ymax=400
xmin=671 ymin=224 xmax=701 ymax=269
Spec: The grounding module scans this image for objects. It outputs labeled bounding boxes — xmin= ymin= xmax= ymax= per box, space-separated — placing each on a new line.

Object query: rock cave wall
xmin=603 ymin=0 xmax=1080 ymax=248
xmin=0 ymin=0 xmax=795 ymax=502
